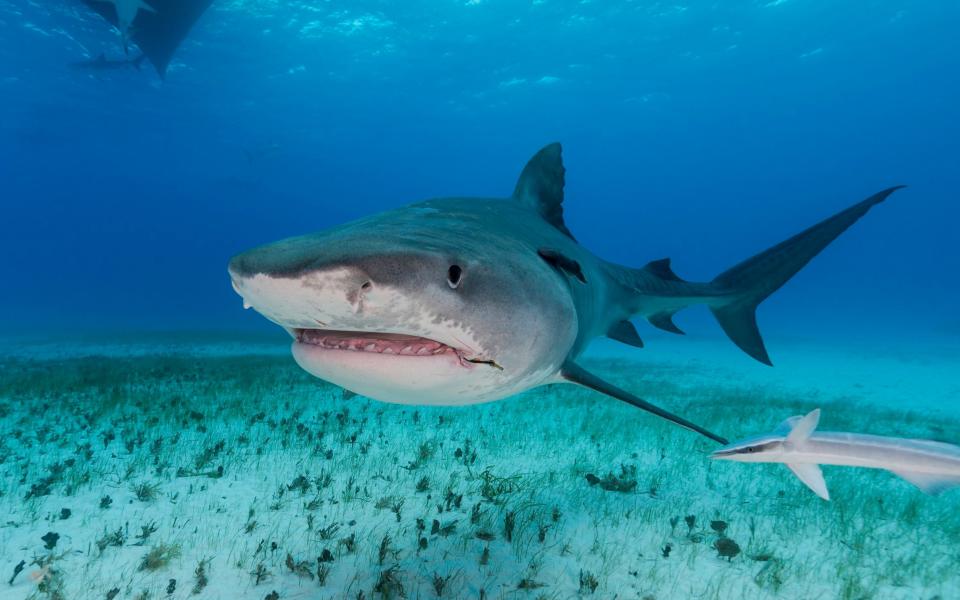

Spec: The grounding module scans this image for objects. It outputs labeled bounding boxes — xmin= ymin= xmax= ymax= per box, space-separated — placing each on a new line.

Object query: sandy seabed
xmin=1 ymin=333 xmax=958 ymax=600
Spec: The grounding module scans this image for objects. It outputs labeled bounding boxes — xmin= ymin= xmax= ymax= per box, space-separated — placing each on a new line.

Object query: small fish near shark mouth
xmin=292 ymin=329 xmax=503 ymax=370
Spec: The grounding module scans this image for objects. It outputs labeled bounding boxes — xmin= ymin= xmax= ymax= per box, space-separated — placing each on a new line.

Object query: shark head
xmin=228 ymin=198 xmax=579 ymax=406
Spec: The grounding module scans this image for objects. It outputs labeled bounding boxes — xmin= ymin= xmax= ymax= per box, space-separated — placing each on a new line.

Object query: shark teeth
xmin=294 ymin=329 xmax=459 ymax=358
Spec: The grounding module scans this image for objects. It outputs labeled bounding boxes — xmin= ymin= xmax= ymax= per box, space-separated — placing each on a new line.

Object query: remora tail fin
xmin=889 ymin=470 xmax=960 ymax=495
xmin=710 ymin=186 xmax=904 ymax=365
xmin=561 ymin=362 xmax=727 ymax=444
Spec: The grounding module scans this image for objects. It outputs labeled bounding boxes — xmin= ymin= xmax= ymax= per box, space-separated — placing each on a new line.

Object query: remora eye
xmin=447 ymin=264 xmax=463 ymax=289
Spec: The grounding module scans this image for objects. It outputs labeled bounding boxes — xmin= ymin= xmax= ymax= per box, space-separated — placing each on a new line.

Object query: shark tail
xmin=708 ymin=186 xmax=904 ymax=365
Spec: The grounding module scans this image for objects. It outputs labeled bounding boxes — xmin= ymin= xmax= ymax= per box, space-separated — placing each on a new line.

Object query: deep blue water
xmin=1 ymin=0 xmax=958 ymax=341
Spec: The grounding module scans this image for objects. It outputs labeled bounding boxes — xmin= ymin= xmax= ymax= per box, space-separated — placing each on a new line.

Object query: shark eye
xmin=447 ymin=264 xmax=463 ymax=289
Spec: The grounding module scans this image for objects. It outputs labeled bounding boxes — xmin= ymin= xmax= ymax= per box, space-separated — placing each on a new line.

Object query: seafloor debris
xmin=584 ymin=464 xmax=638 ymax=492
xmin=8 ymin=560 xmax=25 ymax=585
xmin=41 ymin=531 xmax=59 ymax=550
xmin=714 ymin=536 xmax=741 ymax=561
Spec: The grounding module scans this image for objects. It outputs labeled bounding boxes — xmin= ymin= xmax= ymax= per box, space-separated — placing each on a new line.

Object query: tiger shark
xmin=228 ymin=144 xmax=903 ymax=445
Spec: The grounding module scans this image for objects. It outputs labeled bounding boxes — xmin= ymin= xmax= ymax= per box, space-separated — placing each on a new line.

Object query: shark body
xmin=228 ymin=144 xmax=902 ymax=445
xmin=712 ymin=409 xmax=960 ymax=499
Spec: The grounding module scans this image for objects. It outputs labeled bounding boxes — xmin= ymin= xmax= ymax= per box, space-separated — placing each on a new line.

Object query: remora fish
xmin=228 ymin=143 xmax=902 ymax=444
xmin=712 ymin=409 xmax=960 ymax=499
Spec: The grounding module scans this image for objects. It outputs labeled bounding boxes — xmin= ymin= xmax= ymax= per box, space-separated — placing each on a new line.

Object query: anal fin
xmin=649 ymin=312 xmax=684 ymax=335
xmin=890 ymin=470 xmax=960 ymax=495
xmin=786 ymin=462 xmax=830 ymax=500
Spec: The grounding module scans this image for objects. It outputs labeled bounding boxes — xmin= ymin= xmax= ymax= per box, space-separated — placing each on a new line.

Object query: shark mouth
xmin=292 ymin=329 xmax=501 ymax=369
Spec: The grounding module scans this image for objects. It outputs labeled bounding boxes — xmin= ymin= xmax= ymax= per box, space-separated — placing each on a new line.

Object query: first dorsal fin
xmin=513 ymin=143 xmax=575 ymax=240
xmin=644 ymin=258 xmax=685 ymax=282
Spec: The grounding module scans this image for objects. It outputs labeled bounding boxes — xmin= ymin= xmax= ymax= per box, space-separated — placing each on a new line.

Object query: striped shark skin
xmin=228 ymin=143 xmax=903 ymax=445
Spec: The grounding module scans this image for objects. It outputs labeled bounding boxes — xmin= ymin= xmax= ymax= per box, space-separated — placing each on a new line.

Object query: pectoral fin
xmin=890 ymin=470 xmax=960 ymax=495
xmin=786 ymin=462 xmax=830 ymax=500
xmin=561 ymin=362 xmax=727 ymax=444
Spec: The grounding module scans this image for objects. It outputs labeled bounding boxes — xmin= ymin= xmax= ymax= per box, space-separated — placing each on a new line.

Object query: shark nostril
xmin=361 ymin=281 xmax=372 ymax=291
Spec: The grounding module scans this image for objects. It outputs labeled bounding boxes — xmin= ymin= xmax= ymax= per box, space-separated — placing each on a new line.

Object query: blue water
xmin=1 ymin=1 xmax=958 ymax=340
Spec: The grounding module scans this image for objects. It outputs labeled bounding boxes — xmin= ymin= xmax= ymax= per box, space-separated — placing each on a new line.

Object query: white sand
xmin=0 ymin=333 xmax=957 ymax=599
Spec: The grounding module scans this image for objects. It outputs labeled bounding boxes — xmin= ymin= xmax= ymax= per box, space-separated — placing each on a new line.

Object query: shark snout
xmin=228 ymin=256 xmax=381 ymax=327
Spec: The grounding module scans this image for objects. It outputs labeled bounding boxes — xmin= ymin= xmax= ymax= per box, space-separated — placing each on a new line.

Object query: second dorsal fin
xmin=644 ymin=258 xmax=685 ymax=282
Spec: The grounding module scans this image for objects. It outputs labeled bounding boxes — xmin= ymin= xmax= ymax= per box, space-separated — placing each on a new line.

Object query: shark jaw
xmin=289 ymin=328 xmax=503 ymax=406
xmin=229 ymin=268 xmax=511 ymax=406
xmin=292 ymin=328 xmax=498 ymax=367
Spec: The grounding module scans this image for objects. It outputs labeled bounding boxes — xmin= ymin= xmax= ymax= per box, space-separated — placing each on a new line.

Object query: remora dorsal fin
xmin=889 ymin=470 xmax=960 ymax=495
xmin=786 ymin=409 xmax=820 ymax=445
xmin=538 ymin=248 xmax=586 ymax=283
xmin=644 ymin=258 xmax=685 ymax=282
xmin=561 ymin=362 xmax=727 ymax=444
xmin=786 ymin=462 xmax=830 ymax=500
xmin=607 ymin=320 xmax=644 ymax=348
xmin=649 ymin=312 xmax=684 ymax=335
xmin=513 ymin=143 xmax=575 ymax=239
xmin=774 ymin=415 xmax=803 ymax=435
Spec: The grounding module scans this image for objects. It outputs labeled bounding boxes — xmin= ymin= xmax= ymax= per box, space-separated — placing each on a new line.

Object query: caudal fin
xmin=710 ymin=186 xmax=904 ymax=365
